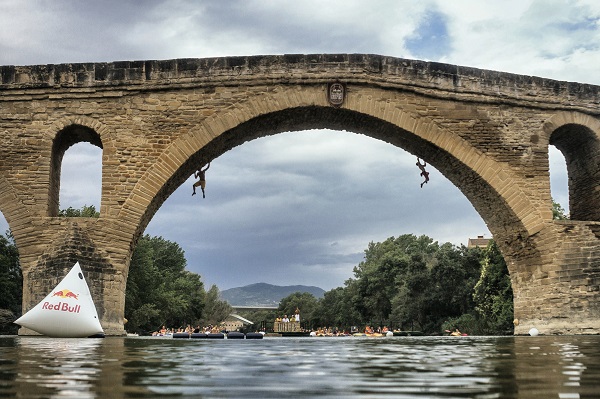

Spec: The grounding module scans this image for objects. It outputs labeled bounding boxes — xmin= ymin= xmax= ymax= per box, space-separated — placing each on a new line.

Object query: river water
xmin=1 ymin=335 xmax=599 ymax=398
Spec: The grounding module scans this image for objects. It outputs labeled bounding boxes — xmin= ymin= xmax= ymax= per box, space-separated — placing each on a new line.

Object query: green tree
xmin=291 ymin=233 xmax=513 ymax=336
xmin=236 ymin=308 xmax=278 ymax=332
xmin=351 ymin=235 xmax=437 ymax=323
xmin=125 ymin=234 xmax=206 ymax=334
xmin=278 ymin=292 xmax=319 ymax=326
xmin=200 ymin=284 xmax=232 ymax=327
xmin=427 ymin=244 xmax=482 ymax=327
xmin=552 ymin=199 xmax=568 ymax=220
xmin=313 ymin=286 xmax=361 ymax=330
xmin=390 ymin=254 xmax=431 ymax=331
xmin=58 ymin=205 xmax=100 ymax=217
xmin=472 ymin=240 xmax=514 ymax=334
xmin=0 ymin=231 xmax=22 ymax=334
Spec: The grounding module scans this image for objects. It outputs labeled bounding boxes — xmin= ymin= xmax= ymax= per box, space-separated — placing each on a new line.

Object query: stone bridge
xmin=1 ymin=54 xmax=599 ymax=335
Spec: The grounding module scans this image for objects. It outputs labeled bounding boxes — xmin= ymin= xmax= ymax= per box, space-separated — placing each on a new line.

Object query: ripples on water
xmin=0 ymin=335 xmax=599 ymax=398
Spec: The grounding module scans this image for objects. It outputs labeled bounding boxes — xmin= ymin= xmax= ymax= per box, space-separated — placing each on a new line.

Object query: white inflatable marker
xmin=529 ymin=328 xmax=539 ymax=336
xmin=15 ymin=262 xmax=104 ymax=338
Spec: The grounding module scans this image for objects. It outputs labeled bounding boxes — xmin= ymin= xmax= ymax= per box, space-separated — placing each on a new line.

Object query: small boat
xmin=173 ymin=332 xmax=263 ymax=339
xmin=14 ymin=262 xmax=105 ymax=338
xmin=446 ymin=329 xmax=468 ymax=336
xmin=352 ymin=333 xmax=385 ymax=337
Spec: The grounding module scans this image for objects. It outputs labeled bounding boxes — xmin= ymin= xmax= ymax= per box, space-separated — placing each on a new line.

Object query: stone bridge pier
xmin=1 ymin=54 xmax=599 ymax=335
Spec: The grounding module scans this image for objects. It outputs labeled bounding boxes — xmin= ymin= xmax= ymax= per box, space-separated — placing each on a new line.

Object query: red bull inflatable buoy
xmin=14 ymin=262 xmax=105 ymax=338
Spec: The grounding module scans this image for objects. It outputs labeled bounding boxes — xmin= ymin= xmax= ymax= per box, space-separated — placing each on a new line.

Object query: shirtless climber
xmin=192 ymin=163 xmax=210 ymax=198
xmin=416 ymin=158 xmax=429 ymax=188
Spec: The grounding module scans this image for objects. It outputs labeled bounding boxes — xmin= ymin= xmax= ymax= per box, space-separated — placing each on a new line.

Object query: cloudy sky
xmin=1 ymin=0 xmax=597 ymax=291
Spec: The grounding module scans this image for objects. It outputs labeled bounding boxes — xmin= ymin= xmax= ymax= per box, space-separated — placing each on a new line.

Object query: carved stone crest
xmin=327 ymin=82 xmax=345 ymax=107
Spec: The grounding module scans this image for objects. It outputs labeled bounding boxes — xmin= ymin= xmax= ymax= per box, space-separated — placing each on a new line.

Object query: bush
xmin=441 ymin=313 xmax=484 ymax=336
xmin=0 ymin=309 xmax=18 ymax=335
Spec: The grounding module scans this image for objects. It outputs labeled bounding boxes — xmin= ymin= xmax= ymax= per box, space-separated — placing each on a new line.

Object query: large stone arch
xmin=124 ymin=86 xmax=544 ymax=273
xmin=109 ymin=86 xmax=574 ymax=335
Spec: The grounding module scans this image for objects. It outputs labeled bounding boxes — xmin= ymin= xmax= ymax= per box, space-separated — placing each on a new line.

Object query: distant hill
xmin=220 ymin=283 xmax=325 ymax=307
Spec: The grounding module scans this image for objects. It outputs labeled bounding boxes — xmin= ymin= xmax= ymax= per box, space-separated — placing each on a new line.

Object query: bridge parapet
xmin=2 ymin=55 xmax=600 ymax=112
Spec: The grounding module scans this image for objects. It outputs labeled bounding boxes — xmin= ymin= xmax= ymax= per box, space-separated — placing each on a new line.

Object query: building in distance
xmin=468 ymin=235 xmax=491 ymax=249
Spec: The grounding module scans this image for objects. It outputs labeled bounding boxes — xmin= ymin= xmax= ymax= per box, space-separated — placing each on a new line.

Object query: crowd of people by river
xmin=310 ymin=325 xmax=392 ymax=337
xmin=151 ymin=324 xmax=223 ymax=336
xmin=274 ymin=313 xmax=301 ymax=323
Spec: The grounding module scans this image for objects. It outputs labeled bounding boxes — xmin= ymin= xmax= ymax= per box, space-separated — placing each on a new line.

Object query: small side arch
xmin=49 ymin=124 xmax=103 ymax=217
xmin=544 ymin=112 xmax=600 ymax=221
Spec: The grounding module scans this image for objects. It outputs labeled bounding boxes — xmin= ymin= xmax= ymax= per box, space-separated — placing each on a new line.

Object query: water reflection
xmin=14 ymin=337 xmax=103 ymax=398
xmin=511 ymin=337 xmax=594 ymax=398
xmin=0 ymin=335 xmax=599 ymax=398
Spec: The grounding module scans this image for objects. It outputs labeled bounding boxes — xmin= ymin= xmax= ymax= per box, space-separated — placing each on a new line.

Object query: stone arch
xmin=543 ymin=112 xmax=600 ymax=221
xmin=118 ymin=86 xmax=545 ymax=278
xmin=48 ymin=123 xmax=103 ymax=217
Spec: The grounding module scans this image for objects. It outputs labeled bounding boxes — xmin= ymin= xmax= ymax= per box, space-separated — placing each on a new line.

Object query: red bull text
xmin=42 ymin=302 xmax=81 ymax=313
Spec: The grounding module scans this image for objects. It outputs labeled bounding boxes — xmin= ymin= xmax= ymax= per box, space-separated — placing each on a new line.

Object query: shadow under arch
xmin=549 ymin=122 xmax=600 ymax=222
xmin=49 ymin=124 xmax=103 ymax=217
xmin=133 ymin=105 xmax=536 ymax=271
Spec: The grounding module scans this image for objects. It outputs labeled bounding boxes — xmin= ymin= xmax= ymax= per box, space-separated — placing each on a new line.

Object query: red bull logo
xmin=52 ymin=289 xmax=79 ymax=300
xmin=44 ymin=288 xmax=82 ymax=313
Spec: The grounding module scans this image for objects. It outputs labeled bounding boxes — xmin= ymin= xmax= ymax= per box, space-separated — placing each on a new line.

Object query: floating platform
xmin=172 ymin=332 xmax=263 ymax=339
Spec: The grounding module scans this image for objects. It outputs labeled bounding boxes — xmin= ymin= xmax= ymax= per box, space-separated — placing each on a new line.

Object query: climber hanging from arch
xmin=416 ymin=157 xmax=429 ymax=188
xmin=192 ymin=162 xmax=210 ymax=198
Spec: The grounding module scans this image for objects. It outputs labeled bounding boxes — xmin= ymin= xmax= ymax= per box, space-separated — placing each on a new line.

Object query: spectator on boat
xmin=294 ymin=308 xmax=300 ymax=322
xmin=416 ymin=157 xmax=430 ymax=188
xmin=192 ymin=162 xmax=210 ymax=198
xmin=282 ymin=315 xmax=290 ymax=323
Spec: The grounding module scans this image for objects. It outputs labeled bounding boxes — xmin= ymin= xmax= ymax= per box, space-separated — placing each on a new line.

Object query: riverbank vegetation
xmin=0 ymin=229 xmax=513 ymax=336
xmin=124 ymin=234 xmax=232 ymax=334
xmin=243 ymin=200 xmax=568 ymax=335
xmin=241 ymin=235 xmax=514 ymax=335
xmin=0 ymin=231 xmax=21 ymax=334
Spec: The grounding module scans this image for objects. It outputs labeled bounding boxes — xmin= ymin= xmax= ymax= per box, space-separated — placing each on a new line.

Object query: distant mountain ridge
xmin=220 ymin=283 xmax=325 ymax=307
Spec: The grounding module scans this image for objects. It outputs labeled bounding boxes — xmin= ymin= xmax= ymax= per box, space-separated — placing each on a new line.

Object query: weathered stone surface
xmin=0 ymin=54 xmax=599 ymax=335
